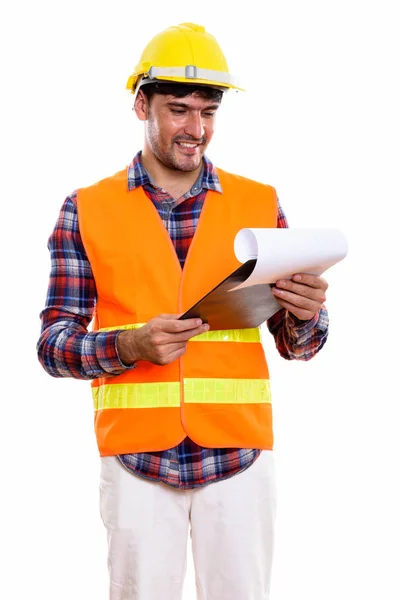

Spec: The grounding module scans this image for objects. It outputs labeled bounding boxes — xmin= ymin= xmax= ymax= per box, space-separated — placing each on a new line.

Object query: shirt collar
xmin=127 ymin=151 xmax=222 ymax=194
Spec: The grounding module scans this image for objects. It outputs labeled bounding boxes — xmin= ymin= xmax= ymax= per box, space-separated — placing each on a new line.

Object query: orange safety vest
xmin=77 ymin=167 xmax=278 ymax=456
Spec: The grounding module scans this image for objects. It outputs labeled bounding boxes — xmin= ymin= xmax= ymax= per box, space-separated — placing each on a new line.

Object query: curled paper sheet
xmin=179 ymin=228 xmax=348 ymax=330
xmin=232 ymin=228 xmax=348 ymax=290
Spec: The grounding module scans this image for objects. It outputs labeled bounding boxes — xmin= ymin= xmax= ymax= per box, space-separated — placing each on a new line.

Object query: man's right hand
xmin=116 ymin=314 xmax=209 ymax=366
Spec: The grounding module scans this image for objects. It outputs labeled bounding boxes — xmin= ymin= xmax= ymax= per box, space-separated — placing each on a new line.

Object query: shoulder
xmin=79 ymin=167 xmax=128 ymax=193
xmin=216 ymin=167 xmax=277 ymax=195
xmin=76 ymin=168 xmax=129 ymax=208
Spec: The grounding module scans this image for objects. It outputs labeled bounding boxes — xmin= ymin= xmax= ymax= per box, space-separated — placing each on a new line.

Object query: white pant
xmin=100 ymin=451 xmax=277 ymax=600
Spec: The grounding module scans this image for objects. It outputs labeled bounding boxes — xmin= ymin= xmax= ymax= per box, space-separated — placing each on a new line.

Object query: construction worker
xmin=37 ymin=22 xmax=329 ymax=600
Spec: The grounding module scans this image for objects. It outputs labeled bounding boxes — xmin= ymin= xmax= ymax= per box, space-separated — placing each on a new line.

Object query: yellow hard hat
xmin=126 ymin=22 xmax=242 ymax=93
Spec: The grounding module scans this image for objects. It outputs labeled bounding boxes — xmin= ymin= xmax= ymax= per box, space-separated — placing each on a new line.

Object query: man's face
xmin=139 ymin=91 xmax=220 ymax=172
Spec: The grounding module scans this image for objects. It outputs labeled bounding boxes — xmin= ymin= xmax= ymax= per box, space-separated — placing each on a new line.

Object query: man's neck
xmin=141 ymin=150 xmax=202 ymax=201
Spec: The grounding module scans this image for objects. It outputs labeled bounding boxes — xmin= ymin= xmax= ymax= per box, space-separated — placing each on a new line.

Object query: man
xmin=37 ymin=22 xmax=329 ymax=600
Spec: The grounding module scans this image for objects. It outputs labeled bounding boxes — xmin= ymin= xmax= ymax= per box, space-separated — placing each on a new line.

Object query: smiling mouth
xmin=175 ymin=141 xmax=201 ymax=148
xmin=175 ymin=141 xmax=203 ymax=156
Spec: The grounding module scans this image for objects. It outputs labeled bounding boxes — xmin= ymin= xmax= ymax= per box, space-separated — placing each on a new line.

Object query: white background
xmin=1 ymin=1 xmax=399 ymax=598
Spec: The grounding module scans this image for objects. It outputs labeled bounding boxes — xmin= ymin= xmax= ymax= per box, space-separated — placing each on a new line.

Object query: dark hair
xmin=139 ymin=81 xmax=224 ymax=104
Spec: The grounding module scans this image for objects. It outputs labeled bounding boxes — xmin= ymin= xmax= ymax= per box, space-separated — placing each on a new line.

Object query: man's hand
xmin=117 ymin=314 xmax=209 ymax=366
xmin=271 ymin=273 xmax=328 ymax=321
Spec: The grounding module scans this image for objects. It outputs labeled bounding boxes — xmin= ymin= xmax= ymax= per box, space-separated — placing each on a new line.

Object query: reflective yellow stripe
xmin=93 ymin=379 xmax=271 ymax=410
xmin=93 ymin=382 xmax=181 ymax=410
xmin=184 ymin=378 xmax=271 ymax=404
xmin=97 ymin=323 xmax=261 ymax=342
xmin=192 ymin=329 xmax=261 ymax=342
xmin=99 ymin=323 xmax=146 ymax=332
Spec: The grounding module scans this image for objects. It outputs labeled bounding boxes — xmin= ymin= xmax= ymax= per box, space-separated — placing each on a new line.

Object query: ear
xmin=134 ymin=89 xmax=149 ymax=121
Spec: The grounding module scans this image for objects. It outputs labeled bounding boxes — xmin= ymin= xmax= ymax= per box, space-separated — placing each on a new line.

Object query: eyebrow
xmin=166 ymin=101 xmax=220 ymax=111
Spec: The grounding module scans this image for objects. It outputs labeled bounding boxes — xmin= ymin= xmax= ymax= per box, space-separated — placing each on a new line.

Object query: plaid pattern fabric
xmin=119 ymin=437 xmax=261 ymax=489
xmin=37 ymin=152 xmax=329 ymax=489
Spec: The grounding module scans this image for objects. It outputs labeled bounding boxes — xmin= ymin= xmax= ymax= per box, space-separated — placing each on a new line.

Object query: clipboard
xmin=179 ymin=259 xmax=282 ymax=330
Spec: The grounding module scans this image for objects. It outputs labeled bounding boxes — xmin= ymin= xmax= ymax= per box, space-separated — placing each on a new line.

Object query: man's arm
xmin=36 ymin=193 xmax=131 ymax=380
xmin=266 ymin=200 xmax=329 ymax=361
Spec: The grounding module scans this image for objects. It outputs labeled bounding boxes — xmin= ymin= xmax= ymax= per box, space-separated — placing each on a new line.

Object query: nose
xmin=184 ymin=111 xmax=205 ymax=140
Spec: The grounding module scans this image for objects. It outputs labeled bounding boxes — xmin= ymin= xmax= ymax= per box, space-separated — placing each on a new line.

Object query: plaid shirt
xmin=37 ymin=152 xmax=329 ymax=489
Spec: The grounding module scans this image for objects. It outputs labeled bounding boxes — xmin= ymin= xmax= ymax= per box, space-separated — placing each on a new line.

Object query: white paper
xmin=232 ymin=228 xmax=348 ymax=290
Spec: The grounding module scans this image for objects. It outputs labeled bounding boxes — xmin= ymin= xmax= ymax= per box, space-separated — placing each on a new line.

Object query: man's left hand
xmin=271 ymin=273 xmax=328 ymax=321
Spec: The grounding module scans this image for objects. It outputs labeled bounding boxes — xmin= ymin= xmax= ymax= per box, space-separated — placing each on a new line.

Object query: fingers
xmin=273 ymin=280 xmax=326 ymax=304
xmin=154 ymin=324 xmax=209 ymax=344
xmin=291 ymin=273 xmax=328 ymax=290
xmin=153 ymin=342 xmax=188 ymax=366
xmin=140 ymin=317 xmax=209 ymax=366
xmin=158 ymin=316 xmax=207 ymax=333
xmin=271 ymin=274 xmax=327 ymax=321
xmin=272 ymin=295 xmax=321 ymax=321
xmin=273 ymin=288 xmax=322 ymax=311
xmin=174 ymin=324 xmax=210 ymax=341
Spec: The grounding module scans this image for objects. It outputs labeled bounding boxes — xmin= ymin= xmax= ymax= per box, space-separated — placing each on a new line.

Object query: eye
xmin=171 ymin=109 xmax=186 ymax=115
xmin=203 ymin=112 xmax=216 ymax=118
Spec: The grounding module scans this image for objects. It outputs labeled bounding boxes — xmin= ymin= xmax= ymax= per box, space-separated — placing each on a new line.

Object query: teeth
xmin=178 ymin=142 xmax=198 ymax=148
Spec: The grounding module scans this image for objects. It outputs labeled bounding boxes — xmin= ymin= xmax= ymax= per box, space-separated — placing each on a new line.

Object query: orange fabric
xmin=91 ymin=361 xmax=178 ymax=386
xmin=95 ymin=407 xmax=185 ymax=454
xmin=77 ymin=167 xmax=278 ymax=455
xmin=183 ymin=403 xmax=274 ymax=449
xmin=180 ymin=341 xmax=270 ymax=380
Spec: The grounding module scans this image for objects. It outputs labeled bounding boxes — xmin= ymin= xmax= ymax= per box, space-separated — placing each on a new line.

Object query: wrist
xmin=287 ymin=310 xmax=319 ymax=329
xmin=116 ymin=330 xmax=141 ymax=366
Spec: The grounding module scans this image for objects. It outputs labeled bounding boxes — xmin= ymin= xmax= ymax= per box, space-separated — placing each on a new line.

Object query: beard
xmin=146 ymin=121 xmax=207 ymax=172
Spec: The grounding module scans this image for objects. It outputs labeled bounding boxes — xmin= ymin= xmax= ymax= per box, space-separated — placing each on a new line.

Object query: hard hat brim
xmin=126 ymin=67 xmax=244 ymax=94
